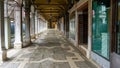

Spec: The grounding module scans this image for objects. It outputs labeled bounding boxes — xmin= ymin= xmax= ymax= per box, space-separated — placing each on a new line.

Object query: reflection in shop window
xmin=117 ymin=0 xmax=120 ymax=54
xmin=70 ymin=19 xmax=75 ymax=40
xmin=92 ymin=0 xmax=110 ymax=59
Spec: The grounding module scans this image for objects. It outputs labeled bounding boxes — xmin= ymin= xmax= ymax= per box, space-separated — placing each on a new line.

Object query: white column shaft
xmin=4 ymin=0 xmax=11 ymax=49
xmin=0 ymin=0 xmax=7 ymax=62
xmin=14 ymin=6 xmax=22 ymax=48
xmin=31 ymin=13 xmax=35 ymax=36
xmin=37 ymin=18 xmax=40 ymax=34
xmin=35 ymin=15 xmax=37 ymax=34
xmin=87 ymin=0 xmax=92 ymax=59
xmin=25 ymin=11 xmax=31 ymax=41
xmin=75 ymin=10 xmax=78 ymax=46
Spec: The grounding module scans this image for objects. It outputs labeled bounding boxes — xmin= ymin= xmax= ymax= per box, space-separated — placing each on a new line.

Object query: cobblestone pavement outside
xmin=0 ymin=29 xmax=97 ymax=68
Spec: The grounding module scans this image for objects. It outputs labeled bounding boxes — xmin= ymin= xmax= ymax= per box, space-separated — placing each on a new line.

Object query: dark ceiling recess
xmin=75 ymin=0 xmax=79 ymax=2
xmin=47 ymin=0 xmax=51 ymax=4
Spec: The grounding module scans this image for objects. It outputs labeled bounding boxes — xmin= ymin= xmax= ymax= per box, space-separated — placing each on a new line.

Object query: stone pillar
xmin=4 ymin=0 xmax=11 ymax=49
xmin=39 ymin=19 xmax=41 ymax=32
xmin=57 ymin=19 xmax=60 ymax=31
xmin=63 ymin=14 xmax=66 ymax=35
xmin=65 ymin=12 xmax=69 ymax=38
xmin=35 ymin=11 xmax=38 ymax=38
xmin=39 ymin=18 xmax=41 ymax=34
xmin=35 ymin=12 xmax=37 ymax=35
xmin=24 ymin=0 xmax=31 ymax=44
xmin=87 ymin=0 xmax=92 ymax=59
xmin=0 ymin=0 xmax=7 ymax=62
xmin=37 ymin=18 xmax=39 ymax=34
xmin=75 ymin=10 xmax=78 ymax=46
xmin=14 ymin=0 xmax=23 ymax=49
xmin=40 ymin=20 xmax=42 ymax=32
xmin=38 ymin=18 xmax=40 ymax=34
xmin=31 ymin=5 xmax=35 ymax=39
xmin=41 ymin=21 xmax=44 ymax=31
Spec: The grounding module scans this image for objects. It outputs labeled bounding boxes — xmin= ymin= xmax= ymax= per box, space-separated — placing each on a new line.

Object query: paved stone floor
xmin=0 ymin=30 xmax=97 ymax=68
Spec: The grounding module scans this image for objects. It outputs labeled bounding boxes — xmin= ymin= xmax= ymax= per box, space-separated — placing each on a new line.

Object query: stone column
xmin=0 ymin=0 xmax=7 ymax=62
xmin=35 ymin=12 xmax=37 ymax=35
xmin=57 ymin=19 xmax=60 ymax=30
xmin=37 ymin=18 xmax=40 ymax=36
xmin=31 ymin=5 xmax=35 ymax=39
xmin=24 ymin=0 xmax=31 ymax=44
xmin=65 ymin=12 xmax=69 ymax=38
xmin=40 ymin=20 xmax=42 ymax=32
xmin=42 ymin=22 xmax=44 ymax=31
xmin=75 ymin=10 xmax=78 ymax=46
xmin=39 ymin=18 xmax=41 ymax=33
xmin=43 ymin=21 xmax=44 ymax=30
xmin=38 ymin=18 xmax=40 ymax=34
xmin=41 ymin=19 xmax=43 ymax=32
xmin=87 ymin=0 xmax=92 ymax=59
xmin=39 ymin=19 xmax=41 ymax=33
xmin=63 ymin=15 xmax=66 ymax=34
xmin=4 ymin=0 xmax=11 ymax=49
xmin=39 ymin=19 xmax=41 ymax=32
xmin=35 ymin=11 xmax=38 ymax=38
xmin=14 ymin=0 xmax=23 ymax=49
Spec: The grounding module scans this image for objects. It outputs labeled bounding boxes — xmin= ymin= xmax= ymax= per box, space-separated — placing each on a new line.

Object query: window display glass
xmin=69 ymin=13 xmax=76 ymax=40
xmin=117 ymin=0 xmax=120 ymax=54
xmin=92 ymin=0 xmax=110 ymax=59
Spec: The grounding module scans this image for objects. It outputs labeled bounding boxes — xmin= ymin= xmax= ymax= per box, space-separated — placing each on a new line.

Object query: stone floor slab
xmin=0 ymin=30 xmax=97 ymax=68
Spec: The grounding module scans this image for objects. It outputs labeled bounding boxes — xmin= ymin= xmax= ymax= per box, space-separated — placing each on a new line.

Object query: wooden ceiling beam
xmin=39 ymin=11 xmax=60 ymax=13
xmin=34 ymin=3 xmax=67 ymax=6
xmin=37 ymin=9 xmax=61 ymax=11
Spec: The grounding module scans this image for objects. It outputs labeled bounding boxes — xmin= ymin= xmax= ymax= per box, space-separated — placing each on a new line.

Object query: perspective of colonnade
xmin=0 ymin=0 xmax=119 ymax=68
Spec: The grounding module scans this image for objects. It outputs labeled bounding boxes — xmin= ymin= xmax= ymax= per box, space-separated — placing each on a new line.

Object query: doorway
xmin=78 ymin=5 xmax=88 ymax=48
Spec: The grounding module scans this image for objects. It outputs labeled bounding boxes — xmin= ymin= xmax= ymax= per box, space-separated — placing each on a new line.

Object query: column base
xmin=35 ymin=34 xmax=39 ymax=38
xmin=0 ymin=50 xmax=7 ymax=63
xmin=31 ymin=35 xmax=36 ymax=39
xmin=24 ymin=38 xmax=31 ymax=46
xmin=14 ymin=42 xmax=22 ymax=49
xmin=31 ymin=35 xmax=36 ymax=42
xmin=66 ymin=32 xmax=69 ymax=38
xmin=5 ymin=45 xmax=11 ymax=50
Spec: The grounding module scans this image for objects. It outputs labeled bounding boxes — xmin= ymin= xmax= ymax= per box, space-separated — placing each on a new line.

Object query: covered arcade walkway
xmin=0 ymin=30 xmax=96 ymax=68
xmin=1 ymin=0 xmax=119 ymax=68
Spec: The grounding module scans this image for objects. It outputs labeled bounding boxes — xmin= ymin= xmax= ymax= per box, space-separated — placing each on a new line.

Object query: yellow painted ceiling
xmin=34 ymin=0 xmax=69 ymax=22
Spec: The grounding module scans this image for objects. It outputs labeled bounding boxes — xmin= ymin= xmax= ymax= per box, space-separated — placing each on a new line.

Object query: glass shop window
xmin=92 ymin=0 xmax=110 ymax=59
xmin=69 ymin=12 xmax=76 ymax=40
xmin=117 ymin=0 xmax=120 ymax=54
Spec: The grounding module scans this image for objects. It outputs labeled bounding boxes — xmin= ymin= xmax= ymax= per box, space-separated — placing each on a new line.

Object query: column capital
xmin=14 ymin=0 xmax=23 ymax=7
xmin=31 ymin=5 xmax=35 ymax=13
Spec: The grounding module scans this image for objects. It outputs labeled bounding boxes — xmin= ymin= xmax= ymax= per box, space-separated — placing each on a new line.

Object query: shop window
xmin=69 ymin=12 xmax=76 ymax=40
xmin=117 ymin=0 xmax=120 ymax=54
xmin=92 ymin=0 xmax=110 ymax=59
